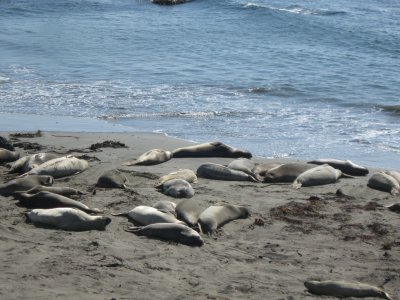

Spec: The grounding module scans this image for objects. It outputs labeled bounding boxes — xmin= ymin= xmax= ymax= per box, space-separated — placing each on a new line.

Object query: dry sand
xmin=0 ymin=131 xmax=399 ymax=300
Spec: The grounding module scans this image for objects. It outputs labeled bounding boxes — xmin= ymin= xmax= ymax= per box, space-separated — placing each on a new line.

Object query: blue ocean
xmin=0 ymin=0 xmax=399 ymax=168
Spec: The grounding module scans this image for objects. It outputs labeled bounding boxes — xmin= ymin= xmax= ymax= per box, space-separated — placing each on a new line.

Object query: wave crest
xmin=243 ymin=3 xmax=346 ymax=16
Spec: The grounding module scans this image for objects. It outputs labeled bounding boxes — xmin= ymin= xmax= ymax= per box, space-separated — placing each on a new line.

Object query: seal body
xmin=252 ymin=162 xmax=282 ymax=178
xmin=304 ymin=280 xmax=392 ymax=299
xmin=115 ymin=206 xmax=184 ymax=225
xmin=26 ymin=208 xmax=111 ymax=231
xmin=156 ymin=169 xmax=197 ymax=187
xmin=0 ymin=135 xmax=14 ymax=151
xmin=172 ymin=141 xmax=252 ymax=158
xmin=385 ymin=171 xmax=400 ymax=184
xmin=368 ymin=172 xmax=400 ymax=195
xmin=126 ymin=223 xmax=204 ymax=246
xmin=0 ymin=149 xmax=19 ymax=164
xmin=123 ymin=149 xmax=172 ymax=166
xmin=176 ymin=198 xmax=205 ymax=227
xmin=96 ymin=169 xmax=128 ymax=188
xmin=0 ymin=175 xmax=54 ymax=196
xmin=198 ymin=204 xmax=250 ymax=234
xmin=197 ymin=163 xmax=258 ymax=182
xmin=22 ymin=156 xmax=88 ymax=178
xmin=7 ymin=155 xmax=31 ymax=173
xmin=308 ymin=159 xmax=369 ymax=176
xmin=23 ymin=185 xmax=85 ymax=196
xmin=162 ymin=179 xmax=194 ymax=198
xmin=23 ymin=153 xmax=59 ymax=172
xmin=17 ymin=191 xmax=101 ymax=214
xmin=263 ymin=163 xmax=316 ymax=183
xmin=152 ymin=201 xmax=177 ymax=217
xmin=227 ymin=158 xmax=259 ymax=178
xmin=292 ymin=164 xmax=342 ymax=188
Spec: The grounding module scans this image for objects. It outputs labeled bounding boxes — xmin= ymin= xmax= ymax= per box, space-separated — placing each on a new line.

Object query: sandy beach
xmin=0 ymin=131 xmax=399 ymax=300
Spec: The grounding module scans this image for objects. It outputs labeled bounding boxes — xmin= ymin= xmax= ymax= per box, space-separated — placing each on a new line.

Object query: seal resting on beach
xmin=227 ymin=158 xmax=260 ymax=179
xmin=385 ymin=170 xmax=400 ymax=184
xmin=123 ymin=149 xmax=172 ymax=166
xmin=22 ymin=185 xmax=86 ymax=196
xmin=125 ymin=223 xmax=204 ymax=247
xmin=368 ymin=172 xmax=400 ymax=195
xmin=0 ymin=175 xmax=54 ymax=196
xmin=152 ymin=201 xmax=177 ymax=217
xmin=22 ymin=152 xmax=59 ymax=173
xmin=96 ymin=169 xmax=129 ymax=189
xmin=0 ymin=149 xmax=19 ymax=164
xmin=263 ymin=163 xmax=316 ymax=183
xmin=25 ymin=207 xmax=111 ymax=231
xmin=161 ymin=179 xmax=195 ymax=198
xmin=176 ymin=198 xmax=205 ymax=228
xmin=21 ymin=155 xmax=88 ymax=178
xmin=172 ymin=141 xmax=252 ymax=159
xmin=155 ymin=169 xmax=197 ymax=187
xmin=16 ymin=191 xmax=102 ymax=214
xmin=112 ymin=205 xmax=184 ymax=225
xmin=197 ymin=163 xmax=258 ymax=182
xmin=0 ymin=135 xmax=14 ymax=151
xmin=292 ymin=164 xmax=344 ymax=188
xmin=308 ymin=158 xmax=369 ymax=176
xmin=304 ymin=280 xmax=392 ymax=299
xmin=198 ymin=204 xmax=250 ymax=234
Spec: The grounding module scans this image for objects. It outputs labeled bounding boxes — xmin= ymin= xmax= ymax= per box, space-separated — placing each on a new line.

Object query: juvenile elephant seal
xmin=152 ymin=201 xmax=177 ymax=217
xmin=125 ymin=223 xmax=204 ymax=247
xmin=176 ymin=198 xmax=205 ymax=227
xmin=368 ymin=172 xmax=400 ymax=195
xmin=172 ymin=141 xmax=252 ymax=159
xmin=251 ymin=162 xmax=282 ymax=178
xmin=123 ymin=149 xmax=172 ymax=166
xmin=16 ymin=191 xmax=102 ymax=214
xmin=0 ymin=149 xmax=19 ymax=164
xmin=385 ymin=171 xmax=400 ymax=184
xmin=21 ymin=156 xmax=88 ymax=178
xmin=112 ymin=205 xmax=184 ymax=225
xmin=304 ymin=280 xmax=392 ymax=299
xmin=7 ymin=155 xmax=31 ymax=173
xmin=0 ymin=175 xmax=54 ymax=196
xmin=155 ymin=169 xmax=198 ymax=187
xmin=198 ymin=204 xmax=250 ymax=234
xmin=197 ymin=163 xmax=258 ymax=182
xmin=23 ymin=152 xmax=59 ymax=172
xmin=292 ymin=164 xmax=343 ymax=188
xmin=161 ymin=179 xmax=195 ymax=198
xmin=26 ymin=208 xmax=111 ymax=231
xmin=263 ymin=163 xmax=316 ymax=183
xmin=308 ymin=159 xmax=369 ymax=176
xmin=22 ymin=185 xmax=86 ymax=196
xmin=96 ymin=169 xmax=129 ymax=189
xmin=0 ymin=135 xmax=14 ymax=151
xmin=227 ymin=158 xmax=260 ymax=179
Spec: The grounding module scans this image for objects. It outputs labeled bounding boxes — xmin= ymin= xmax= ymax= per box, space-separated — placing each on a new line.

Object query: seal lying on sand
xmin=176 ymin=198 xmax=205 ymax=228
xmin=155 ymin=169 xmax=197 ymax=187
xmin=16 ymin=191 xmax=102 ymax=214
xmin=198 ymin=204 xmax=250 ymax=234
xmin=125 ymin=223 xmax=204 ymax=247
xmin=292 ymin=164 xmax=344 ymax=188
xmin=152 ymin=201 xmax=177 ymax=217
xmin=22 ymin=185 xmax=86 ymax=196
xmin=197 ymin=163 xmax=258 ymax=182
xmin=123 ymin=149 xmax=172 ymax=166
xmin=227 ymin=158 xmax=260 ymax=179
xmin=308 ymin=159 xmax=369 ymax=176
xmin=172 ymin=141 xmax=252 ymax=158
xmin=0 ymin=135 xmax=14 ymax=151
xmin=26 ymin=208 xmax=111 ymax=231
xmin=368 ymin=172 xmax=400 ymax=195
xmin=0 ymin=149 xmax=19 ymax=164
xmin=21 ymin=156 xmax=88 ymax=178
xmin=304 ymin=280 xmax=392 ymax=299
xmin=21 ymin=153 xmax=59 ymax=173
xmin=0 ymin=175 xmax=54 ymax=196
xmin=112 ymin=206 xmax=184 ymax=225
xmin=96 ymin=169 xmax=129 ymax=189
xmin=263 ymin=163 xmax=316 ymax=183
xmin=251 ymin=162 xmax=282 ymax=178
xmin=161 ymin=179 xmax=195 ymax=198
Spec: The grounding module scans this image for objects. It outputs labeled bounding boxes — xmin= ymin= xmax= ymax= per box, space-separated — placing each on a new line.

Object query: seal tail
xmin=382 ymin=291 xmax=393 ymax=300
xmin=122 ymin=160 xmax=139 ymax=166
xmin=292 ymin=181 xmax=302 ymax=189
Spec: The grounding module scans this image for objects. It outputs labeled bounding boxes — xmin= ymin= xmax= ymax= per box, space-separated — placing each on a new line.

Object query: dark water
xmin=0 ymin=0 xmax=399 ymax=168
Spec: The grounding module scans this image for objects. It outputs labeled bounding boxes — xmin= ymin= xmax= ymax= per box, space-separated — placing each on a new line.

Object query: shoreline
xmin=0 ymin=131 xmax=399 ymax=299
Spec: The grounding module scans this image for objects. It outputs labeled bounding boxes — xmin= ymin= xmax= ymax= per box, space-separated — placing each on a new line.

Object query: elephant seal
xmin=112 ymin=205 xmax=184 ymax=225
xmin=0 ymin=135 xmax=14 ymax=151
xmin=308 ymin=159 xmax=369 ymax=176
xmin=0 ymin=175 xmax=54 ymax=196
xmin=263 ymin=163 xmax=316 ymax=183
xmin=21 ymin=156 xmax=88 ymax=178
xmin=386 ymin=202 xmax=400 ymax=213
xmin=22 ymin=185 xmax=86 ymax=196
xmin=252 ymin=162 xmax=283 ymax=178
xmin=227 ymin=158 xmax=260 ymax=179
xmin=16 ymin=191 xmax=102 ymax=214
xmin=198 ymin=204 xmax=250 ymax=234
xmin=292 ymin=164 xmax=343 ymax=188
xmin=26 ymin=208 xmax=111 ymax=231
xmin=123 ymin=149 xmax=172 ymax=166
xmin=0 ymin=149 xmax=19 ymax=164
xmin=152 ymin=201 xmax=177 ymax=217
xmin=175 ymin=198 xmax=205 ymax=228
xmin=7 ymin=155 xmax=31 ymax=173
xmin=197 ymin=163 xmax=258 ymax=182
xmin=155 ymin=169 xmax=197 ymax=187
xmin=96 ymin=169 xmax=129 ymax=189
xmin=385 ymin=171 xmax=400 ymax=184
xmin=23 ymin=152 xmax=59 ymax=172
xmin=161 ymin=179 xmax=195 ymax=198
xmin=172 ymin=141 xmax=252 ymax=159
xmin=125 ymin=223 xmax=204 ymax=247
xmin=304 ymin=280 xmax=392 ymax=299
xmin=368 ymin=172 xmax=400 ymax=195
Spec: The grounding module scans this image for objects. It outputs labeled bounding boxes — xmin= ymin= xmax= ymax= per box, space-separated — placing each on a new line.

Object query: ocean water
xmin=0 ymin=0 xmax=399 ymax=168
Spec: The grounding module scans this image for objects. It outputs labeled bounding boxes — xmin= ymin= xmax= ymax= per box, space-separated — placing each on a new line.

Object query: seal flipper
xmin=292 ymin=181 xmax=302 ymax=189
xmin=111 ymin=212 xmax=129 ymax=217
xmin=122 ymin=160 xmax=139 ymax=166
xmin=124 ymin=226 xmax=143 ymax=234
xmin=340 ymin=173 xmax=355 ymax=179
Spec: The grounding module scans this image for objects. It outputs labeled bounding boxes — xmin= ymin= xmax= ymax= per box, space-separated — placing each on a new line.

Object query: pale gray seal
xmin=175 ymin=198 xmax=205 ymax=228
xmin=263 ymin=163 xmax=316 ymax=183
xmin=152 ymin=201 xmax=177 ymax=217
xmin=155 ymin=169 xmax=197 ymax=187
xmin=96 ymin=169 xmax=129 ymax=189
xmin=26 ymin=208 xmax=111 ymax=231
xmin=21 ymin=155 xmax=88 ymax=178
xmin=22 ymin=185 xmax=86 ymax=196
xmin=23 ymin=152 xmax=59 ymax=172
xmin=112 ymin=205 xmax=184 ymax=225
xmin=161 ymin=179 xmax=195 ymax=198
xmin=123 ymin=149 xmax=172 ymax=166
xmin=198 ymin=204 xmax=250 ymax=234
xmin=0 ymin=175 xmax=54 ymax=196
xmin=292 ymin=164 xmax=344 ymax=188
xmin=197 ymin=163 xmax=258 ymax=182
xmin=172 ymin=141 xmax=252 ymax=158
xmin=252 ymin=162 xmax=282 ymax=178
xmin=227 ymin=158 xmax=260 ymax=180
xmin=385 ymin=171 xmax=400 ymax=184
xmin=16 ymin=191 xmax=102 ymax=214
xmin=308 ymin=159 xmax=369 ymax=176
xmin=368 ymin=172 xmax=400 ymax=195
xmin=7 ymin=155 xmax=31 ymax=173
xmin=0 ymin=149 xmax=19 ymax=164
xmin=304 ymin=280 xmax=392 ymax=299
xmin=125 ymin=223 xmax=204 ymax=247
